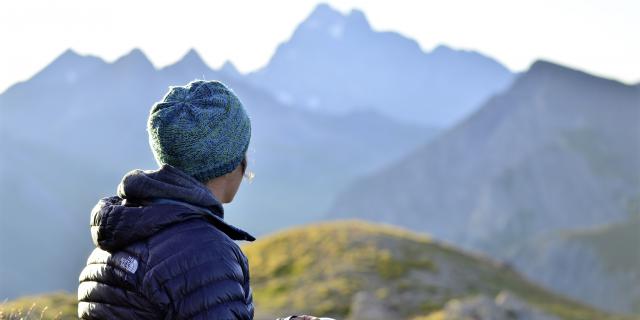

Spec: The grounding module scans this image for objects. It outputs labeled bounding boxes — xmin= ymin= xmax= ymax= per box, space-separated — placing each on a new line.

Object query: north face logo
xmin=118 ymin=255 xmax=138 ymax=273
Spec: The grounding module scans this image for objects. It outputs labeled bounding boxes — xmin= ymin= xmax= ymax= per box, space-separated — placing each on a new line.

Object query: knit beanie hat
xmin=147 ymin=79 xmax=251 ymax=183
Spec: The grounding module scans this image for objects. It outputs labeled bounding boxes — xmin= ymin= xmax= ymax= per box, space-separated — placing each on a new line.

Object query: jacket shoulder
xmin=78 ymin=242 xmax=158 ymax=318
xmin=141 ymin=217 xmax=253 ymax=319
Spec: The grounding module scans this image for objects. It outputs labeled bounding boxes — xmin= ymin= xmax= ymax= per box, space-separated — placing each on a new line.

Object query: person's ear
xmin=240 ymin=157 xmax=247 ymax=175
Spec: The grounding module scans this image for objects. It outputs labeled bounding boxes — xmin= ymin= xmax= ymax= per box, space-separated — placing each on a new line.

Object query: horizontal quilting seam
xmin=158 ymin=254 xmax=242 ymax=289
xmin=179 ymin=275 xmax=244 ymax=301
xmin=147 ymin=224 xmax=218 ymax=265
xmin=79 ymin=300 xmax=127 ymax=308
xmin=78 ymin=270 xmax=124 ymax=290
xmin=147 ymin=254 xmax=242 ymax=301
xmin=183 ymin=295 xmax=247 ymax=319
xmin=85 ymin=248 xmax=140 ymax=261
xmin=78 ymin=299 xmax=138 ymax=309
xmin=78 ymin=266 xmax=110 ymax=285
xmin=79 ymin=284 xmax=158 ymax=318
xmin=78 ymin=300 xmax=158 ymax=318
xmin=148 ymin=239 xmax=236 ymax=284
xmin=79 ymin=279 xmax=145 ymax=301
xmin=83 ymin=260 xmax=139 ymax=281
xmin=78 ymin=276 xmax=136 ymax=294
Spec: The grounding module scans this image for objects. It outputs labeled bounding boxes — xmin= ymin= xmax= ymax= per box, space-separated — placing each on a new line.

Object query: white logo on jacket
xmin=118 ymin=255 xmax=138 ymax=273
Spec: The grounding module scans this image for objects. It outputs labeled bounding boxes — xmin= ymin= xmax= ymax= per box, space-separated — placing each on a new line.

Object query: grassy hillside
xmin=1 ymin=220 xmax=633 ymax=319
xmin=0 ymin=291 xmax=76 ymax=319
xmin=243 ymin=220 xmax=628 ymax=320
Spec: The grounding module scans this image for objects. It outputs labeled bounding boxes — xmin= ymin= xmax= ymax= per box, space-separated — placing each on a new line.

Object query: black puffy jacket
xmin=77 ymin=164 xmax=256 ymax=319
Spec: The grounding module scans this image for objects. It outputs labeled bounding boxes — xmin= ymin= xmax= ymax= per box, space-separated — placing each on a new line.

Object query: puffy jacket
xmin=77 ymin=164 xmax=256 ymax=319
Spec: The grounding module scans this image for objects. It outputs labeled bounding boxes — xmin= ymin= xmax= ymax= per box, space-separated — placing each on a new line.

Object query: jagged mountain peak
xmin=58 ymin=48 xmax=82 ymax=61
xmin=431 ymin=44 xmax=455 ymax=53
xmin=306 ymin=3 xmax=343 ymax=24
xmin=113 ymin=47 xmax=155 ymax=70
xmin=11 ymin=48 xmax=108 ymax=90
xmin=345 ymin=8 xmax=370 ymax=30
xmin=182 ymin=48 xmax=205 ymax=64
xmin=220 ymin=60 xmax=240 ymax=77
xmin=527 ymin=59 xmax=586 ymax=77
xmin=48 ymin=48 xmax=105 ymax=68
xmin=247 ymin=2 xmax=513 ymax=127
xmin=299 ymin=3 xmax=371 ymax=38
xmin=511 ymin=58 xmax=631 ymax=93
xmin=175 ymin=48 xmax=207 ymax=66
xmin=163 ymin=47 xmax=211 ymax=71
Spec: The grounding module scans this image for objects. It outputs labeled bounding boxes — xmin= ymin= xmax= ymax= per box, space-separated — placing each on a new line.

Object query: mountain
xmin=511 ymin=216 xmax=640 ymax=314
xmin=0 ymin=47 xmax=434 ymax=300
xmin=247 ymin=3 xmax=514 ymax=127
xmin=244 ymin=221 xmax=627 ymax=320
xmin=328 ymin=60 xmax=640 ymax=312
xmin=0 ymin=221 xmax=628 ymax=320
xmin=220 ymin=60 xmax=242 ymax=79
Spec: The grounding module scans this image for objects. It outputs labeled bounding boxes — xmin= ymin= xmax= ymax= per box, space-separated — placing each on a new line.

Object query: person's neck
xmin=205 ymin=179 xmax=228 ymax=204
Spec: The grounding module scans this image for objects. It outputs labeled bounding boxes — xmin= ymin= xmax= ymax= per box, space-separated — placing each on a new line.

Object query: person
xmin=77 ymin=80 xmax=318 ymax=320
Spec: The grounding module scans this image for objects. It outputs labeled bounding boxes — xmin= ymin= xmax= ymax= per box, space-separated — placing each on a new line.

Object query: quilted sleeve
xmin=142 ymin=238 xmax=254 ymax=320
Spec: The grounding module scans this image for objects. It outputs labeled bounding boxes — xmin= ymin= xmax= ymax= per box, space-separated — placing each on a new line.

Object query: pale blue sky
xmin=0 ymin=0 xmax=638 ymax=93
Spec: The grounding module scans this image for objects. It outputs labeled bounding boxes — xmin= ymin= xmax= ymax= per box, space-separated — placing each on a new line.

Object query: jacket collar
xmin=135 ymin=197 xmax=256 ymax=242
xmin=117 ymin=164 xmax=225 ymax=218
xmin=90 ymin=164 xmax=254 ymax=251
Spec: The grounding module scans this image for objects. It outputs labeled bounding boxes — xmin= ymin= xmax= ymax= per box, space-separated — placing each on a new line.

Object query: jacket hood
xmin=90 ymin=164 xmax=255 ymax=251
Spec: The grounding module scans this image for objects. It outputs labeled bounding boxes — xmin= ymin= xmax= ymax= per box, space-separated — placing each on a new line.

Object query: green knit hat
xmin=147 ymin=80 xmax=251 ymax=183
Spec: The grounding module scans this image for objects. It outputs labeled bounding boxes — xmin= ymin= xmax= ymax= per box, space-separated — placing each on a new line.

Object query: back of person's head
xmin=147 ymin=79 xmax=251 ymax=184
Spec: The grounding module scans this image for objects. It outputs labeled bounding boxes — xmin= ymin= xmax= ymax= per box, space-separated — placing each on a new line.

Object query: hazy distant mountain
xmin=330 ymin=59 xmax=640 ymax=246
xmin=512 ymin=217 xmax=640 ymax=314
xmin=247 ymin=3 xmax=514 ymax=127
xmin=0 ymin=48 xmax=434 ymax=300
xmin=328 ymin=61 xmax=640 ymax=312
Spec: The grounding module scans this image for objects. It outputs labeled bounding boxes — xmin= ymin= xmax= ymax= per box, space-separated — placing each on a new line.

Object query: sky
xmin=0 ymin=0 xmax=638 ymax=93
